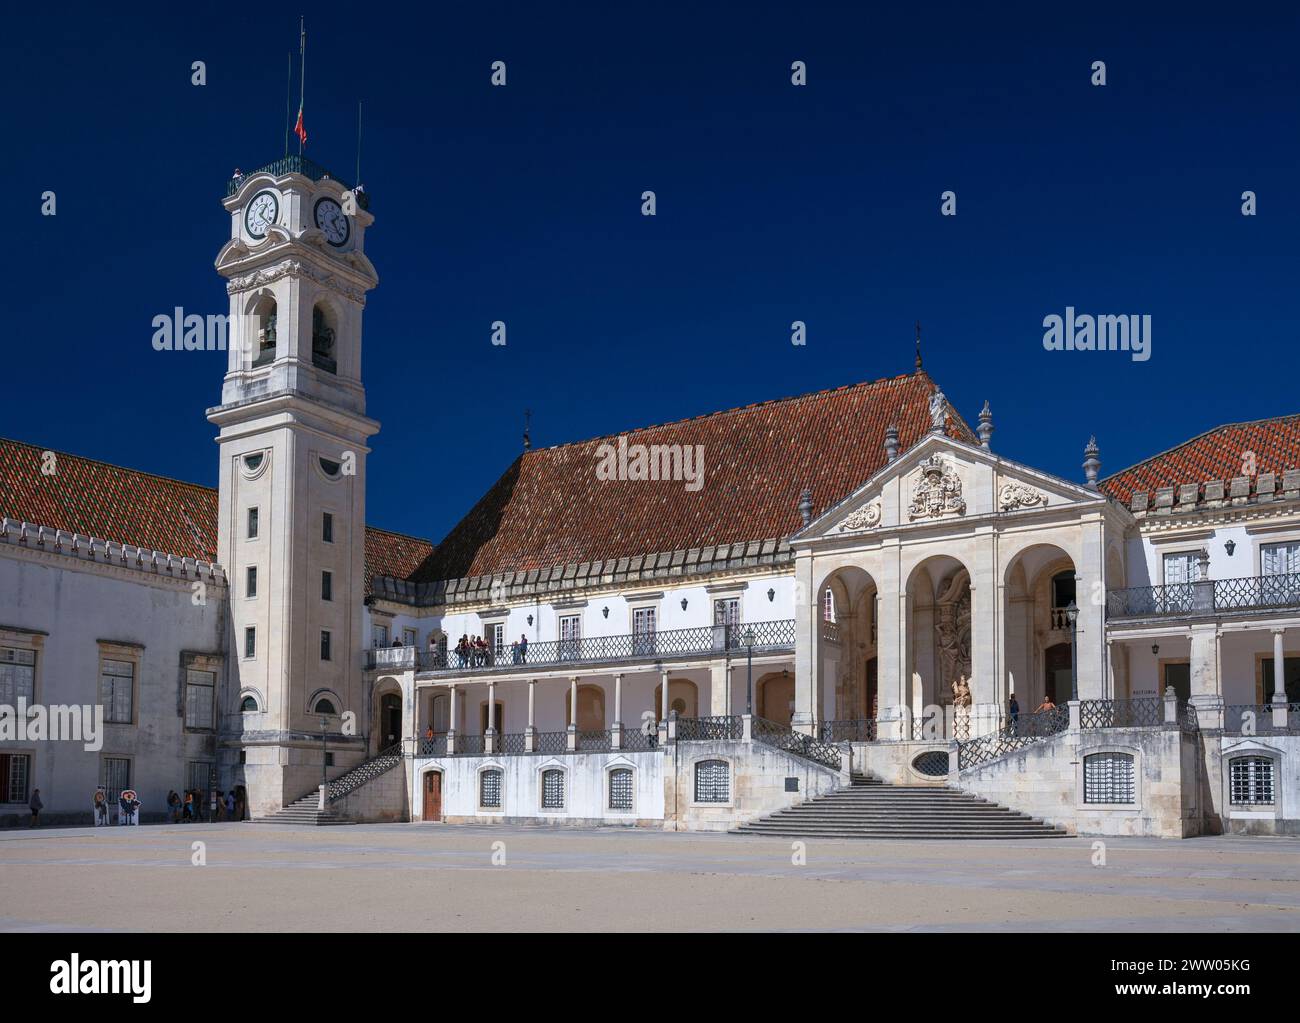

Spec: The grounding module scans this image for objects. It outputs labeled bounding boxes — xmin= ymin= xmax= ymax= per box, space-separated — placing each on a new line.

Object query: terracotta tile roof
xmin=416 ymin=371 xmax=975 ymax=581
xmin=0 ymin=437 xmax=434 ymax=594
xmin=1100 ymin=414 xmax=1300 ymax=504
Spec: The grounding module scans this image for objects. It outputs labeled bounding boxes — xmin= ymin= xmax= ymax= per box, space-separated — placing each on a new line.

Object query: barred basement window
xmin=480 ymin=769 xmax=503 ymax=809
xmin=694 ymin=759 xmax=730 ymax=803
xmin=1229 ymin=756 xmax=1274 ymax=805
xmin=609 ymin=767 xmax=633 ymax=811
xmin=1 ymin=753 xmax=30 ymax=803
xmin=102 ymin=757 xmax=131 ymax=804
xmin=1083 ymin=752 xmax=1135 ymax=804
xmin=541 ymin=769 xmax=565 ymax=809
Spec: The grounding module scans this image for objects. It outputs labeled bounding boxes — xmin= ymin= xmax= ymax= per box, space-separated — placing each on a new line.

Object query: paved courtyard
xmin=0 ymin=823 xmax=1297 ymax=932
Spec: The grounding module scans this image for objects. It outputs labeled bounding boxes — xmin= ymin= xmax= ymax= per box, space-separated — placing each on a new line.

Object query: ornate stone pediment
xmin=908 ymin=456 xmax=966 ymax=520
xmin=998 ymin=481 xmax=1047 ymax=512
xmin=838 ymin=502 xmax=881 ymax=533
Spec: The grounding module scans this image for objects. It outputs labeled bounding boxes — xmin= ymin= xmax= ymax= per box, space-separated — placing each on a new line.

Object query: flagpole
xmin=298 ymin=16 xmax=306 ymax=156
xmin=355 ymin=100 xmax=362 ymax=186
xmin=283 ymin=52 xmax=291 ymax=157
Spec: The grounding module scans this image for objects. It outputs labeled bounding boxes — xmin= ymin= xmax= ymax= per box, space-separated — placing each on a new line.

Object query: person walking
xmin=183 ymin=790 xmax=194 ymax=822
xmin=28 ymin=788 xmax=43 ymax=827
xmin=1008 ymin=695 xmax=1020 ymax=735
xmin=167 ymin=789 xmax=181 ymax=823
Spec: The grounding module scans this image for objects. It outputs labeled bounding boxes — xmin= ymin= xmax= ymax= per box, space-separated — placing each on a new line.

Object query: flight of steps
xmin=253 ymin=792 xmax=354 ymax=826
xmin=732 ymin=772 xmax=1065 ymax=839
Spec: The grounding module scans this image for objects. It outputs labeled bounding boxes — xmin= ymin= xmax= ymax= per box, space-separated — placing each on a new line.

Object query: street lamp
xmin=1065 ymin=600 xmax=1079 ymax=702
xmin=743 ymin=626 xmax=756 ymax=715
xmin=320 ymin=714 xmax=328 ymax=791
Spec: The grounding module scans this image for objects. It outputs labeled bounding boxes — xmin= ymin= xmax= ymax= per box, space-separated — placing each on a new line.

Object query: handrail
xmin=227 ymin=154 xmax=371 ymax=210
xmin=751 ymin=716 xmax=844 ymax=771
xmin=956 ymin=705 xmax=1069 ymax=771
xmin=326 ymin=741 xmax=403 ymax=801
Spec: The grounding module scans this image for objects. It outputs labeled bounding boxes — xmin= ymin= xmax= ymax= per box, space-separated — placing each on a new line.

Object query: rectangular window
xmin=100 ymin=659 xmax=134 ymax=724
xmin=1163 ymin=552 xmax=1200 ymax=584
xmin=0 ymin=754 xmax=30 ymax=804
xmin=488 ymin=622 xmax=504 ymax=656
xmin=320 ymin=631 xmax=332 ymax=661
xmin=542 ymin=769 xmax=565 ymax=809
xmin=184 ymin=669 xmax=215 ymax=730
xmin=480 ymin=769 xmax=502 ymax=809
xmin=247 ymin=507 xmax=259 ymax=539
xmin=609 ymin=768 xmax=633 ymax=811
xmin=633 ymin=606 xmax=657 ymax=655
xmin=244 ymin=627 xmax=256 ymax=659
xmin=246 ymin=565 xmax=257 ymax=597
xmin=321 ymin=570 xmax=333 ymax=601
xmin=559 ymin=615 xmax=581 ymax=660
xmin=0 ymin=648 xmax=36 ymax=706
xmin=403 ymin=627 xmax=418 ymax=648
xmin=322 ymin=512 xmax=334 ymax=543
xmin=373 ymin=624 xmax=389 ymax=648
xmin=102 ymin=757 xmax=131 ymax=804
xmin=1083 ymin=752 xmax=1135 ymax=803
xmin=713 ymin=598 xmax=741 ymax=627
xmin=1262 ymin=542 xmax=1300 ymax=576
xmin=694 ymin=760 xmax=730 ymax=803
xmin=1230 ymin=757 xmax=1274 ymax=805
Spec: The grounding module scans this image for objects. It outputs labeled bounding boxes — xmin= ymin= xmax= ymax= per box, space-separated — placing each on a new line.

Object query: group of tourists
xmin=450 ymin=634 xmax=529 ymax=667
xmin=165 ymin=788 xmax=245 ymax=823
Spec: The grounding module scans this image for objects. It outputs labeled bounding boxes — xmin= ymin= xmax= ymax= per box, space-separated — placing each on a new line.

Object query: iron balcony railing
xmin=819 ymin=719 xmax=877 ymax=743
xmin=366 ymin=619 xmax=796 ymax=675
xmin=1222 ymin=704 xmax=1300 ymax=735
xmin=752 ymin=716 xmax=845 ymax=771
xmin=1079 ymin=697 xmax=1164 ymax=729
xmin=227 ymin=154 xmax=371 ymax=210
xmin=576 ymin=729 xmax=612 ymax=752
xmin=675 ymin=715 xmax=743 ymax=741
xmin=957 ymin=705 xmax=1070 ymax=771
xmin=1107 ymin=572 xmax=1300 ymax=619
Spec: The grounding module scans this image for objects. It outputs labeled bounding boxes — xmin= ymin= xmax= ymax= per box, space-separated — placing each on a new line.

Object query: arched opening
xmin=379 ymin=692 xmax=402 ymax=748
xmin=239 ymin=694 xmax=259 ymax=713
xmin=312 ymin=302 xmax=337 ymax=374
xmin=757 ymin=670 xmax=795 ymax=725
xmin=1003 ymin=544 xmax=1078 ymax=717
xmin=249 ymin=294 xmax=277 ymax=367
xmin=566 ymin=684 xmax=606 ymax=731
xmin=816 ymin=566 xmax=879 ymax=724
xmin=652 ymin=677 xmax=699 ymax=720
xmin=904 ymin=556 xmax=971 ymax=723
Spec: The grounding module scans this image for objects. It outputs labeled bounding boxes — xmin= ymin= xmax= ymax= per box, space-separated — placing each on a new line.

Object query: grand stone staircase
xmin=732 ymin=772 xmax=1065 ymax=839
xmin=254 ymin=743 xmax=404 ymax=826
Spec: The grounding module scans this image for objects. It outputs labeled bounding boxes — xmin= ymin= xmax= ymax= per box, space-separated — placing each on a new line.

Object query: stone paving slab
xmin=0 ymin=824 xmax=1296 ymax=932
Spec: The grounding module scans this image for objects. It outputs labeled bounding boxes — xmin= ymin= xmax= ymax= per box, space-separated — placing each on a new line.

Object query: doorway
xmin=865 ymin=657 xmax=878 ymax=719
xmin=480 ymin=701 xmax=505 ymax=734
xmin=380 ymin=693 xmax=402 ymax=749
xmin=1044 ymin=643 xmax=1072 ymax=704
xmin=422 ymin=772 xmax=442 ymax=821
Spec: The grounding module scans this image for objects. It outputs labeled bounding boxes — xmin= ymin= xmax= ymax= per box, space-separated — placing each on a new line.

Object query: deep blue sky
xmin=3 ymin=2 xmax=1297 ymax=543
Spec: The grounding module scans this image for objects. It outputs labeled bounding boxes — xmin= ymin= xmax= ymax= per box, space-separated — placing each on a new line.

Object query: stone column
xmin=968 ymin=528 xmax=1000 ymax=735
xmin=611 ymin=673 xmax=623 ymax=750
xmin=709 ymin=660 xmax=729 ymax=716
xmin=446 ymin=684 xmax=457 ymax=755
xmin=567 ymin=676 xmax=578 ymax=751
xmin=1189 ymin=623 xmax=1223 ymax=729
xmin=485 ymin=679 xmax=497 ymax=754
xmin=792 ymin=551 xmax=816 ymax=732
xmin=1272 ymin=629 xmax=1287 ymax=705
xmin=659 ymin=667 xmax=669 ymax=722
xmin=874 ymin=546 xmax=905 ymax=740
xmin=525 ymin=679 xmax=536 ymax=752
xmin=1075 ymin=520 xmax=1107 ymax=699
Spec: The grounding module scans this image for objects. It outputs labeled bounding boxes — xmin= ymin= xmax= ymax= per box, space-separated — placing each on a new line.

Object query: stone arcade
xmin=2 ymin=157 xmax=1299 ymax=836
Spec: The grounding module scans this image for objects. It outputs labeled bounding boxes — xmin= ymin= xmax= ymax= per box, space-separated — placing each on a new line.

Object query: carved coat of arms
xmin=909 ymin=456 xmax=966 ymax=520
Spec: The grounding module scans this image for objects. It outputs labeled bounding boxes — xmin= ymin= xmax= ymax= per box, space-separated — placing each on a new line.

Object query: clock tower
xmin=209 ymin=159 xmax=379 ymax=816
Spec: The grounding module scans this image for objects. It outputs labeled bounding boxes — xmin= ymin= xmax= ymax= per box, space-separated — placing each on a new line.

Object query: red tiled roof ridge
xmin=0 ymin=435 xmax=220 ymax=499
xmin=524 ymin=369 xmax=963 ymax=454
xmin=1101 ymin=412 xmax=1300 ymax=488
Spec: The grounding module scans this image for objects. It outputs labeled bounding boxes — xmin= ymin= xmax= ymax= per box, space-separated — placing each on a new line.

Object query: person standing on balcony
xmin=519 ymin=635 xmax=528 ymax=663
xmin=1035 ymin=694 xmax=1056 ymax=714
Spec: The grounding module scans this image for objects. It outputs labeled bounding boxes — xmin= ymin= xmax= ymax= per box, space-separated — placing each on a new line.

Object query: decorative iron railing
xmin=1222 ymin=704 xmax=1290 ymax=735
xmin=327 ymin=742 xmax=403 ymax=800
xmin=752 ymin=716 xmax=844 ymax=770
xmin=675 ymin=715 xmax=743 ymax=741
xmin=1180 ymin=700 xmax=1200 ymax=734
xmin=1079 ymin=697 xmax=1164 ymax=729
xmin=620 ymin=724 xmax=659 ymax=751
xmin=227 ymin=154 xmax=371 ymax=210
xmin=534 ymin=731 xmax=569 ymax=755
xmin=818 ymin=719 xmax=877 ymax=742
xmin=906 ymin=706 xmax=973 ymax=740
xmin=418 ymin=733 xmax=448 ymax=756
xmin=499 ymin=731 xmax=528 ymax=754
xmin=367 ymin=619 xmax=797 ymax=675
xmin=577 ymin=729 xmax=612 ymax=752
xmin=457 ymin=734 xmax=485 ymax=756
xmin=956 ymin=705 xmax=1070 ymax=771
xmin=1107 ymin=573 xmax=1300 ymax=618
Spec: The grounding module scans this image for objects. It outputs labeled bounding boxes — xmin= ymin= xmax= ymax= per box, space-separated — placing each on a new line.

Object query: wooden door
xmin=423 ymin=772 xmax=442 ymax=821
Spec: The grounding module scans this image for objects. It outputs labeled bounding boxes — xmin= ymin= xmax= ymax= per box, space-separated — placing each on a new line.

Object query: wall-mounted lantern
xmin=1224 ymin=540 xmax=1236 ymax=556
xmin=680 ymin=597 xmax=688 ymax=611
xmin=602 ymin=606 xmax=609 ymax=618
xmin=767 ymin=588 xmax=775 ymax=602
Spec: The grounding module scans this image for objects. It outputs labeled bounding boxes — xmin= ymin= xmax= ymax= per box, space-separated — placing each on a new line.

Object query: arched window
xmin=251 ymin=296 xmax=277 ymax=367
xmin=541 ymin=768 xmax=565 ymax=809
xmin=1083 ymin=752 xmax=1134 ymax=804
xmin=479 ymin=768 xmax=503 ymax=809
xmin=608 ymin=767 xmax=633 ymax=811
xmin=312 ymin=304 xmax=337 ymax=374
xmin=239 ymin=695 xmax=259 ymax=713
xmin=313 ymin=696 xmax=338 ymax=716
xmin=822 ymin=588 xmax=835 ymax=623
xmin=1229 ymin=756 xmax=1274 ymax=805
xmin=694 ymin=759 xmax=730 ymax=803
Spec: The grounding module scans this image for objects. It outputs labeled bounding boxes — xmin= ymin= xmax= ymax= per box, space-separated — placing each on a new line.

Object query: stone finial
xmin=884 ymin=424 xmax=900 ymax=462
xmin=976 ymin=400 xmax=994 ymax=449
xmin=1083 ymin=436 xmax=1100 ymax=489
xmin=798 ymin=488 xmax=814 ymax=527
xmin=1197 ymin=547 xmax=1211 ymax=577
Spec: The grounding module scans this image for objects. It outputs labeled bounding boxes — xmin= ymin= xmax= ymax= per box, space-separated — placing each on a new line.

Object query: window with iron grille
xmin=480 ymin=768 xmax=503 ymax=809
xmin=1083 ymin=752 xmax=1135 ymax=803
xmin=694 ymin=759 xmax=730 ymax=803
xmin=102 ymin=757 xmax=131 ymax=804
xmin=100 ymin=659 xmax=134 ymax=724
xmin=1 ymin=754 xmax=30 ymax=803
xmin=1230 ymin=756 xmax=1274 ymax=805
xmin=0 ymin=648 xmax=36 ymax=706
xmin=609 ymin=767 xmax=633 ymax=811
xmin=541 ymin=769 xmax=565 ymax=809
xmin=184 ymin=669 xmax=215 ymax=730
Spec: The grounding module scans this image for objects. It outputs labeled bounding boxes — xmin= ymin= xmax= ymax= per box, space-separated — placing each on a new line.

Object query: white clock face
xmin=244 ymin=190 xmax=279 ymax=239
xmin=314 ymin=197 xmax=350 ymax=247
